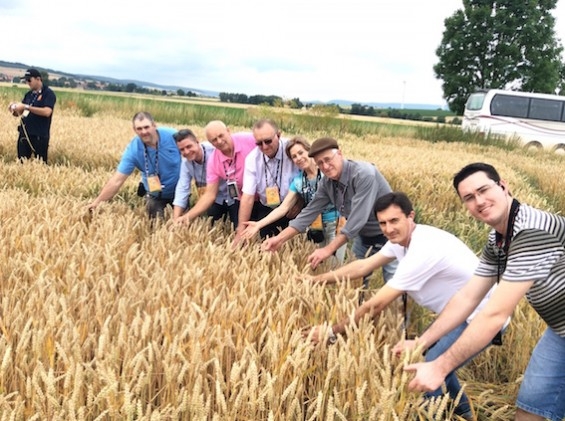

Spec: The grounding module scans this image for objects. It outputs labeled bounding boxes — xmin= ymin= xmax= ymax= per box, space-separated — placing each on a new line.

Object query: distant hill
xmin=0 ymin=60 xmax=446 ymax=109
xmin=73 ymin=74 xmax=219 ymax=98
xmin=319 ymin=99 xmax=446 ymax=110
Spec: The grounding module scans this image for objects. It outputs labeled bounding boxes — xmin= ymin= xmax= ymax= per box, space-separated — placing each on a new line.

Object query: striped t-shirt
xmin=475 ymin=203 xmax=565 ymax=337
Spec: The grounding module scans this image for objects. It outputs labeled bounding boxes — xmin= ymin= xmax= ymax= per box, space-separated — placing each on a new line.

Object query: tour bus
xmin=462 ymin=89 xmax=565 ymax=152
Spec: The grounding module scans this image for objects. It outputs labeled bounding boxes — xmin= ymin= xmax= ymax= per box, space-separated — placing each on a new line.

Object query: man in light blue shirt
xmin=88 ymin=111 xmax=180 ymax=219
xmin=172 ymin=129 xmax=236 ymax=226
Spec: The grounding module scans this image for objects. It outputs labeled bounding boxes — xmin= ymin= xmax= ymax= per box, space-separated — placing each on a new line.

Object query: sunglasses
xmin=25 ymin=78 xmax=32 ymax=83
xmin=255 ymin=136 xmax=276 ymax=147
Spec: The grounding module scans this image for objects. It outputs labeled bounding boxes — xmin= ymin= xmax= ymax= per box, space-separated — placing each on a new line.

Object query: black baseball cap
xmin=24 ymin=69 xmax=42 ymax=79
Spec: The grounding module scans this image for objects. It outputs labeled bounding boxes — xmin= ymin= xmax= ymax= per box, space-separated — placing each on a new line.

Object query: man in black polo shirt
xmin=8 ymin=68 xmax=57 ymax=163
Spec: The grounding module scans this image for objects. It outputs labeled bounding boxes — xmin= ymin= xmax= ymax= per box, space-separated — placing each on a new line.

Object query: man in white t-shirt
xmin=305 ymin=191 xmax=501 ymax=420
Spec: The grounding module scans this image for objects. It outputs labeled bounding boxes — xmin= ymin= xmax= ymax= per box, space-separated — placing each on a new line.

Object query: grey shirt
xmin=289 ymin=159 xmax=392 ymax=239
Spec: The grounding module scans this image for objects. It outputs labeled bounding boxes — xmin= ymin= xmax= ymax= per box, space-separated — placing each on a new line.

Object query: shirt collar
xmin=336 ymin=159 xmax=350 ymax=187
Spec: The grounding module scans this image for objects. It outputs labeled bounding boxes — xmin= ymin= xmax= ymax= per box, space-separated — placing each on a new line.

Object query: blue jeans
xmin=321 ymin=219 xmax=346 ymax=265
xmin=516 ymin=327 xmax=565 ymax=421
xmin=352 ymin=235 xmax=397 ymax=286
xmin=425 ymin=321 xmax=481 ymax=416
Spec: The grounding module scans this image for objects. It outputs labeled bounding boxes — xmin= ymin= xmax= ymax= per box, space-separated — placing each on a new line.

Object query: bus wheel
xmin=553 ymin=144 xmax=565 ymax=155
xmin=524 ymin=141 xmax=542 ymax=152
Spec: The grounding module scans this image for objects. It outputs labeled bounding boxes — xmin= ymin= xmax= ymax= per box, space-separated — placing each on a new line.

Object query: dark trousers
xmin=146 ymin=195 xmax=174 ymax=219
xmin=17 ymin=133 xmax=49 ymax=163
xmin=207 ymin=201 xmax=239 ymax=229
xmin=251 ymin=201 xmax=290 ymax=239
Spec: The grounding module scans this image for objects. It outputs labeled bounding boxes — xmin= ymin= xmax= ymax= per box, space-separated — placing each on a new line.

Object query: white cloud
xmin=1 ymin=0 xmax=563 ymax=106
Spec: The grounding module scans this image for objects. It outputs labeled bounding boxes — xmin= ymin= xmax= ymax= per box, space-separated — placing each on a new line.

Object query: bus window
xmin=463 ymin=89 xmax=565 ymax=151
xmin=491 ymin=94 xmax=529 ymax=118
xmin=465 ymin=92 xmax=486 ymax=111
xmin=529 ymin=98 xmax=564 ymax=121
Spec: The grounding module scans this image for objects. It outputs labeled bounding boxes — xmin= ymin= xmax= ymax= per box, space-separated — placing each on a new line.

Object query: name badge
xmin=227 ymin=181 xmax=239 ymax=199
xmin=310 ymin=213 xmax=323 ymax=230
xmin=147 ymin=175 xmax=162 ymax=193
xmin=265 ymin=186 xmax=281 ymax=207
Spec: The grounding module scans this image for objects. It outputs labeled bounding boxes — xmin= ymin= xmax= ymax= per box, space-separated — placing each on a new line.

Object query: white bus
xmin=462 ymin=89 xmax=565 ymax=152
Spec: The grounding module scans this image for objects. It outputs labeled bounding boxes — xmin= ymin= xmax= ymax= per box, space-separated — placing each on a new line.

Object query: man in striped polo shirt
xmin=401 ymin=162 xmax=565 ymax=421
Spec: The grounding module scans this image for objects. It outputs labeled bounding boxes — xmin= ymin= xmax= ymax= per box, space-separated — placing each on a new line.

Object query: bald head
xmin=205 ymin=120 xmax=227 ymax=138
xmin=205 ymin=120 xmax=233 ymax=156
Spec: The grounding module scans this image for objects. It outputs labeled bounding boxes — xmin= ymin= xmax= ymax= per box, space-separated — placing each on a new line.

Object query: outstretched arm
xmin=177 ymin=182 xmax=219 ymax=224
xmin=88 ymin=171 xmax=129 ymax=210
xmin=234 ymin=192 xmax=256 ymax=243
xmin=405 ymin=278 xmax=530 ymax=392
xmin=261 ymin=226 xmax=300 ymax=252
xmin=401 ymin=275 xmax=494 ymax=353
xmin=306 ymin=284 xmax=403 ymax=344
xmin=241 ymin=192 xmax=298 ymax=239
xmin=309 ymin=250 xmax=393 ymax=284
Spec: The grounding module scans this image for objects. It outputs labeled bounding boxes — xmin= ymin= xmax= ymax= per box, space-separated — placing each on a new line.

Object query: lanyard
xmin=222 ymin=154 xmax=237 ymax=181
xmin=495 ymin=198 xmax=521 ymax=283
xmin=263 ymin=153 xmax=282 ymax=189
xmin=143 ymin=140 xmax=159 ymax=176
xmin=26 ymin=89 xmax=41 ymax=106
xmin=192 ymin=145 xmax=207 ymax=187
xmin=301 ymin=169 xmax=321 ymax=203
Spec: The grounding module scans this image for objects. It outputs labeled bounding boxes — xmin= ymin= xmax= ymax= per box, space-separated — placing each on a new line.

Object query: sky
xmin=1 ymin=0 xmax=565 ymax=107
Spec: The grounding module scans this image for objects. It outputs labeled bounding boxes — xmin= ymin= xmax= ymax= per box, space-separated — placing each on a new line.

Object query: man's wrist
xmin=327 ymin=326 xmax=337 ymax=344
xmin=25 ymin=104 xmax=30 ymax=110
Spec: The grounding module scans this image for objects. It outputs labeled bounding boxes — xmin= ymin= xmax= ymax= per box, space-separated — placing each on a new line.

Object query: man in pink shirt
xmin=176 ymin=120 xmax=256 ymax=228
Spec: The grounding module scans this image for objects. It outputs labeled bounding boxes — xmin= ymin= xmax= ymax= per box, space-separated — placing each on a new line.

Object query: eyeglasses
xmin=315 ymin=149 xmax=338 ymax=167
xmin=255 ymin=134 xmax=277 ymax=147
xmin=461 ymin=182 xmax=499 ymax=204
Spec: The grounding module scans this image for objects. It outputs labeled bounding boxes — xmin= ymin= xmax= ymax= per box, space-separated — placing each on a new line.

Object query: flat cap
xmin=308 ymin=137 xmax=340 ymax=157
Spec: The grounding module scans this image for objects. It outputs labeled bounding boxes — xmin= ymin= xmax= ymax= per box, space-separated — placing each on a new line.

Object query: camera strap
xmin=18 ymin=118 xmax=36 ymax=153
xmin=495 ymin=198 xmax=521 ymax=283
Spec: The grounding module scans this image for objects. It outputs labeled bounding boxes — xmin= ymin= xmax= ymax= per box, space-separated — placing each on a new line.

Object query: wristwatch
xmin=25 ymin=104 xmax=30 ymax=110
xmin=328 ymin=327 xmax=338 ymax=345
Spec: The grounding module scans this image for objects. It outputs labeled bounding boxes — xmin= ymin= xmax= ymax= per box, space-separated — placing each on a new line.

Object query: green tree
xmin=177 ymin=89 xmax=185 ymax=96
xmin=125 ymin=83 xmax=137 ymax=93
xmin=435 ymin=0 xmax=564 ymax=114
xmin=39 ymin=70 xmax=50 ymax=85
xmin=287 ymin=97 xmax=303 ymax=109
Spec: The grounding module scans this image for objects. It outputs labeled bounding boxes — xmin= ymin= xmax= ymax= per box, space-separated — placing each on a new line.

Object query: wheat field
xmin=0 ymin=106 xmax=563 ymax=420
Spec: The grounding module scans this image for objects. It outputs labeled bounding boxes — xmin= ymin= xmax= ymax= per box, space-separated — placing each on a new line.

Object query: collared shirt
xmin=117 ymin=127 xmax=181 ymax=200
xmin=242 ymin=138 xmax=298 ymax=205
xmin=475 ymin=204 xmax=565 ymax=336
xmin=173 ymin=142 xmax=232 ymax=209
xmin=289 ymin=159 xmax=391 ymax=239
xmin=206 ymin=132 xmax=257 ymax=197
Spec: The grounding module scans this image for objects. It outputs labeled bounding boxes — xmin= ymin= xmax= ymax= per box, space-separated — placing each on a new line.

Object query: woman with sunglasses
xmin=241 ymin=136 xmax=346 ymax=265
